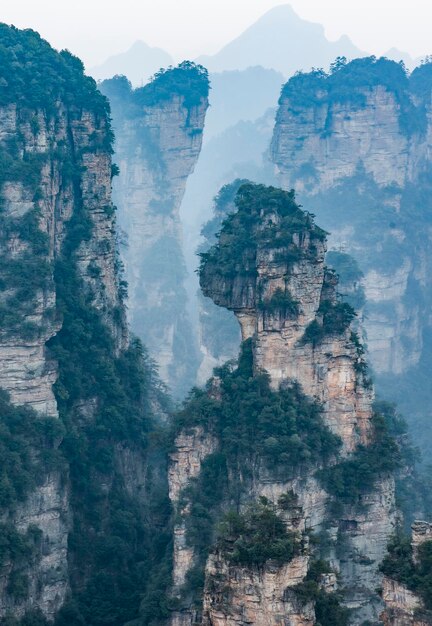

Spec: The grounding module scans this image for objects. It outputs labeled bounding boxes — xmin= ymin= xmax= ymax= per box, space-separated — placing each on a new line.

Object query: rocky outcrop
xmin=412 ymin=521 xmax=432 ymax=563
xmin=195 ymin=180 xmax=246 ymax=385
xmin=0 ymin=474 xmax=70 ymax=620
xmin=381 ymin=578 xmax=428 ymax=626
xmin=270 ymin=57 xmax=432 ymax=453
xmin=200 ymin=185 xmax=372 ymax=454
xmin=202 ymin=554 xmax=313 ymax=626
xmin=169 ymin=427 xmax=218 ymax=592
xmin=0 ymin=102 xmax=123 ymax=415
xmin=381 ymin=522 xmax=432 ymax=626
xmin=168 ymin=183 xmax=397 ymax=625
xmin=100 ymin=66 xmax=209 ymax=395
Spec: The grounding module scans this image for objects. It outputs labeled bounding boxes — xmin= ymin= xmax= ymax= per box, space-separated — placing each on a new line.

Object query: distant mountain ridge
xmin=196 ymin=4 xmax=366 ymax=76
xmin=89 ymin=40 xmax=173 ymax=86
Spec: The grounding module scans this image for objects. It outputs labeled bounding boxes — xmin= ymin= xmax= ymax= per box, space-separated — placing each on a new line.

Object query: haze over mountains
xmin=90 ymin=40 xmax=173 ymax=85
xmin=89 ymin=4 xmax=368 ymax=85
xmin=196 ymin=4 xmax=365 ymax=75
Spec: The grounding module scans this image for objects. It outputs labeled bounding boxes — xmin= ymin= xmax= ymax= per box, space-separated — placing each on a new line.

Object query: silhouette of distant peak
xmin=89 ymin=40 xmax=173 ymax=86
xmin=196 ymin=4 xmax=365 ymax=76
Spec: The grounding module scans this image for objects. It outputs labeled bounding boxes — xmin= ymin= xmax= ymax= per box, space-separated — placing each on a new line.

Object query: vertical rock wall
xmin=0 ymin=29 xmax=124 ymax=620
xmin=168 ymin=183 xmax=397 ymax=625
xmin=100 ymin=68 xmax=209 ymax=395
xmin=270 ymin=57 xmax=432 ymax=383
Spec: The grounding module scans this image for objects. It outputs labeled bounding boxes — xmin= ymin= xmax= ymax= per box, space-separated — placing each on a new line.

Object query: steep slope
xmin=197 ymin=4 xmax=365 ymax=75
xmin=100 ymin=65 xmax=209 ymax=396
xmin=168 ymin=184 xmax=399 ymax=625
xmin=0 ymin=25 xmax=169 ymax=625
xmin=270 ymin=56 xmax=432 ymax=457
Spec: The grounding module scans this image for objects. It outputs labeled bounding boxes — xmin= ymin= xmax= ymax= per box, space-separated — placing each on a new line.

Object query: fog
xmin=1 ymin=0 xmax=432 ymax=67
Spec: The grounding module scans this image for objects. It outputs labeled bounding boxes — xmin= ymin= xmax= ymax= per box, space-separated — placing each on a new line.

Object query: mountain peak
xmin=89 ymin=40 xmax=173 ymax=86
xmin=196 ymin=4 xmax=364 ymax=76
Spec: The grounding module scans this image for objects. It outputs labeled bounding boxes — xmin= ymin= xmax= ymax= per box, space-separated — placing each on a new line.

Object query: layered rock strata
xmin=270 ymin=57 xmax=432 ymax=462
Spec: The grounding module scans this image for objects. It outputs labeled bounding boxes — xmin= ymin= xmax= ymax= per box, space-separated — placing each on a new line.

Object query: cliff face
xmin=203 ymin=553 xmax=314 ymax=626
xmin=381 ymin=522 xmax=432 ymax=626
xmin=0 ymin=26 xmax=165 ymax=624
xmin=168 ymin=183 xmax=398 ymax=626
xmin=200 ymin=184 xmax=372 ymax=454
xmin=270 ymin=57 xmax=432 ymax=454
xmin=0 ymin=33 xmax=120 ymax=617
xmin=100 ymin=66 xmax=209 ymax=396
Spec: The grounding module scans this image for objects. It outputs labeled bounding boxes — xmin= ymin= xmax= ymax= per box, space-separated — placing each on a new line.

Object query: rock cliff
xmin=381 ymin=522 xmax=432 ymax=626
xmin=0 ymin=25 xmax=168 ymax=624
xmin=0 ymin=25 xmax=122 ymax=618
xmin=270 ymin=56 xmax=432 ymax=454
xmin=100 ymin=65 xmax=209 ymax=396
xmin=168 ymin=183 xmax=398 ymax=625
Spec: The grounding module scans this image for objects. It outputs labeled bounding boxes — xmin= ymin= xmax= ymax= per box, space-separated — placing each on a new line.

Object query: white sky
xmin=1 ymin=0 xmax=431 ymax=67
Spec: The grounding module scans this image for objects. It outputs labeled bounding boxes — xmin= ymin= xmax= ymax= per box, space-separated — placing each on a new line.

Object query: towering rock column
xmin=270 ymin=57 xmax=432 ymax=404
xmin=0 ymin=26 xmax=125 ymax=619
xmin=200 ymin=183 xmax=372 ymax=453
xmin=100 ymin=64 xmax=209 ymax=395
xmin=167 ymin=183 xmax=397 ymax=626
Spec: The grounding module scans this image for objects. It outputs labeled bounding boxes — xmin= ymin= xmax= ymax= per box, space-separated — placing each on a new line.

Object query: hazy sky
xmin=1 ymin=0 xmax=431 ymax=67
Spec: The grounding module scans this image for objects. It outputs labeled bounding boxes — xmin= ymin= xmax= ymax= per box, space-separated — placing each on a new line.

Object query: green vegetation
xmin=0 ymin=207 xmax=52 ymax=339
xmin=302 ymin=300 xmax=356 ymax=346
xmin=173 ymin=339 xmax=341 ymax=605
xmin=281 ymin=56 xmax=428 ymax=137
xmin=0 ymin=25 xmax=116 ymax=341
xmin=0 ymin=24 xmax=109 ymax=116
xmin=176 ymin=339 xmax=341 ymax=475
xmin=0 ymin=390 xmax=64 ymax=509
xmin=294 ymin=560 xmax=349 ymax=626
xmin=410 ymin=59 xmax=432 ymax=100
xmin=199 ymin=179 xmax=251 ymax=252
xmin=258 ymin=287 xmax=299 ymax=317
xmin=136 ymin=61 xmax=209 ymax=109
xmin=44 ymin=173 xmax=171 ymax=625
xmin=0 ymin=524 xmax=44 ymax=610
xmin=100 ymin=61 xmax=209 ymax=121
xmin=199 ymin=183 xmax=326 ymax=284
xmin=216 ymin=499 xmax=299 ymax=566
xmin=381 ymin=534 xmax=432 ymax=611
xmin=196 ymin=180 xmax=249 ymax=361
xmin=319 ymin=411 xmax=401 ymax=506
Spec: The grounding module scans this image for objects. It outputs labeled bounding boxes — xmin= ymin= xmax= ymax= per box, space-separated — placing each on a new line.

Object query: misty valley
xmin=1 ymin=4 xmax=432 ymax=626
